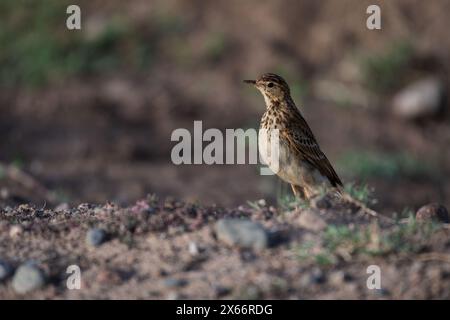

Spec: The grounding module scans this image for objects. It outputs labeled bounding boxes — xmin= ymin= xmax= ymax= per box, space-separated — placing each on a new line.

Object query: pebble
xmin=167 ymin=292 xmax=181 ymax=300
xmin=416 ymin=203 xmax=449 ymax=223
xmin=213 ymin=285 xmax=231 ymax=298
xmin=215 ymin=219 xmax=270 ymax=250
xmin=163 ymin=278 xmax=188 ymax=288
xmin=372 ymin=288 xmax=390 ymax=297
xmin=0 ymin=259 xmax=13 ymax=281
xmin=86 ymin=228 xmax=107 ymax=247
xmin=55 ymin=203 xmax=69 ymax=212
xmin=188 ymin=242 xmax=199 ymax=256
xmin=12 ymin=262 xmax=46 ymax=294
xmin=9 ymin=225 xmax=23 ymax=238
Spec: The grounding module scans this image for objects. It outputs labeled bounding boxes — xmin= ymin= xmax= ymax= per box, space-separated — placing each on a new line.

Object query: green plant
xmin=344 ymin=182 xmax=375 ymax=206
xmin=203 ymin=32 xmax=229 ymax=61
xmin=0 ymin=1 xmax=154 ymax=86
xmin=295 ymin=216 xmax=442 ymax=266
xmin=337 ymin=151 xmax=434 ymax=180
xmin=360 ymin=40 xmax=414 ymax=93
xmin=323 ymin=225 xmax=365 ymax=252
xmin=246 ymin=200 xmax=266 ymax=211
xmin=278 ymin=193 xmax=309 ymax=211
xmin=314 ymin=253 xmax=336 ymax=266
xmin=274 ymin=65 xmax=310 ymax=102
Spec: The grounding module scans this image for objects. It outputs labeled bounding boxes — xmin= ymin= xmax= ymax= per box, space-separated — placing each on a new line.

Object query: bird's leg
xmin=290 ymin=184 xmax=306 ymax=211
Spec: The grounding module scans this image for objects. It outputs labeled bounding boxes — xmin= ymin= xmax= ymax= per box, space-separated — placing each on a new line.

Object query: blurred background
xmin=0 ymin=0 xmax=449 ymax=215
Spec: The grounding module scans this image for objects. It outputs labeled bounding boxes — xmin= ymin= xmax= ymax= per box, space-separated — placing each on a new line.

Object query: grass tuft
xmin=337 ymin=151 xmax=435 ymax=180
xmin=344 ymin=182 xmax=376 ymax=206
xmin=360 ymin=40 xmax=414 ymax=93
xmin=0 ymin=1 xmax=154 ymax=86
xmin=295 ymin=215 xmax=443 ymax=266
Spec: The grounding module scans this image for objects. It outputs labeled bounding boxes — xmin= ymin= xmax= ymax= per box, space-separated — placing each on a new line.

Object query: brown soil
xmin=0 ymin=198 xmax=449 ymax=299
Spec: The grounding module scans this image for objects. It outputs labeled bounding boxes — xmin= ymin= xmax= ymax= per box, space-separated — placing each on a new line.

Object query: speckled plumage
xmin=245 ymin=73 xmax=342 ymax=199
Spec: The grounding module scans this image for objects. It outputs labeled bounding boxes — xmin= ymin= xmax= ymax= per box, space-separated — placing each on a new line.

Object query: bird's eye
xmin=267 ymin=82 xmax=274 ymax=88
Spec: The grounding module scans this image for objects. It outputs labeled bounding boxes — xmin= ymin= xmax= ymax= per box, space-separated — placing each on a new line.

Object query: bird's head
xmin=244 ymin=73 xmax=291 ymax=104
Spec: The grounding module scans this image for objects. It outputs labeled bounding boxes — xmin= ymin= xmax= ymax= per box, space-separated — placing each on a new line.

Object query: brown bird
xmin=244 ymin=73 xmax=343 ymax=200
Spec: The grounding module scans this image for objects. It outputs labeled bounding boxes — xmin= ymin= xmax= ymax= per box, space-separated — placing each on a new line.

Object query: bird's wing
xmin=280 ymin=111 xmax=343 ymax=187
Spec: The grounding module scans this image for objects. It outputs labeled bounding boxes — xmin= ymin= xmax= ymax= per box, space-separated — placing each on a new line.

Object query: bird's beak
xmin=243 ymin=79 xmax=256 ymax=85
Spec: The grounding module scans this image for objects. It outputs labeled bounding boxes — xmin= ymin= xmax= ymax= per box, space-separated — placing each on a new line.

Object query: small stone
xmin=416 ymin=203 xmax=449 ymax=223
xmin=372 ymin=288 xmax=390 ymax=297
xmin=392 ymin=77 xmax=445 ymax=120
xmin=167 ymin=292 xmax=180 ymax=300
xmin=297 ymin=209 xmax=327 ymax=232
xmin=12 ymin=263 xmax=46 ymax=294
xmin=0 ymin=259 xmax=13 ymax=281
xmin=310 ymin=268 xmax=326 ymax=284
xmin=215 ymin=219 xmax=270 ymax=250
xmin=55 ymin=203 xmax=69 ymax=212
xmin=188 ymin=242 xmax=199 ymax=256
xmin=163 ymin=278 xmax=188 ymax=288
xmin=86 ymin=228 xmax=107 ymax=247
xmin=213 ymin=285 xmax=231 ymax=298
xmin=9 ymin=225 xmax=23 ymax=238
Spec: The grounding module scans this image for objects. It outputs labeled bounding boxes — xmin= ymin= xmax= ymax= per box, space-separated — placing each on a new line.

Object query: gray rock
xmin=372 ymin=288 xmax=390 ymax=297
xmin=86 ymin=228 xmax=107 ymax=247
xmin=392 ymin=77 xmax=445 ymax=120
xmin=0 ymin=259 xmax=13 ymax=281
xmin=163 ymin=278 xmax=188 ymax=288
xmin=213 ymin=285 xmax=231 ymax=298
xmin=215 ymin=219 xmax=270 ymax=250
xmin=12 ymin=263 xmax=46 ymax=294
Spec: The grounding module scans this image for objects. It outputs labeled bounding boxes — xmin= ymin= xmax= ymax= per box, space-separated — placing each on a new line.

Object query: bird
xmin=244 ymin=73 xmax=343 ymax=201
xmin=244 ymin=73 xmax=380 ymax=217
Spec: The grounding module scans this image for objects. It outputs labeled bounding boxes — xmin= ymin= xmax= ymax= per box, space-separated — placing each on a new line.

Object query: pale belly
xmin=258 ymin=129 xmax=330 ymax=188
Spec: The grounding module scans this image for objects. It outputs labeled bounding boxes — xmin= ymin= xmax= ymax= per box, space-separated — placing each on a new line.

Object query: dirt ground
xmin=0 ymin=195 xmax=449 ymax=299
